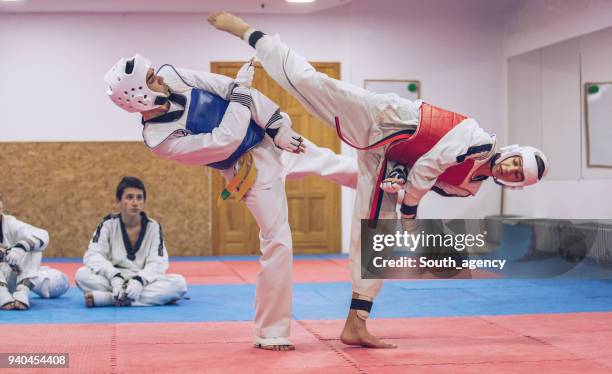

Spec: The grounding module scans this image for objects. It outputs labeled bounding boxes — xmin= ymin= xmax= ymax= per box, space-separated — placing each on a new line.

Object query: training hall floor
xmin=2 ymin=251 xmax=612 ymax=373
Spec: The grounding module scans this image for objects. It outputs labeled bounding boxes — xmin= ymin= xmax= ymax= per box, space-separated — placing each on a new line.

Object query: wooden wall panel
xmin=0 ymin=142 xmax=212 ymax=257
xmin=210 ymin=62 xmax=342 ymax=254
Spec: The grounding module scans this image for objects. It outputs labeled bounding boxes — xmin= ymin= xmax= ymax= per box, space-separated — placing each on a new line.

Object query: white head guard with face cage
xmin=104 ymin=54 xmax=168 ymax=113
xmin=493 ymin=144 xmax=549 ymax=189
xmin=31 ymin=267 xmax=70 ymax=299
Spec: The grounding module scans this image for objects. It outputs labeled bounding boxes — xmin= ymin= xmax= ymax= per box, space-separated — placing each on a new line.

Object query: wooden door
xmin=211 ymin=62 xmax=342 ymax=255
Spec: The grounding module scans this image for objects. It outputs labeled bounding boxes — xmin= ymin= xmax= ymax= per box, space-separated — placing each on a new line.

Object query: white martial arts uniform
xmin=139 ymin=67 xmax=357 ymax=341
xmin=0 ymin=214 xmax=49 ymax=308
xmin=248 ymin=32 xmax=497 ymax=300
xmin=75 ymin=213 xmax=188 ymax=306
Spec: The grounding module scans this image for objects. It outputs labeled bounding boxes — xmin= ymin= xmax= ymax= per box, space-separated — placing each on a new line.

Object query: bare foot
xmin=340 ymin=310 xmax=397 ymax=348
xmin=1 ymin=301 xmax=15 ymax=310
xmin=84 ymin=292 xmax=94 ymax=308
xmin=254 ymin=344 xmax=295 ymax=352
xmin=12 ymin=300 xmax=28 ymax=310
xmin=207 ymin=12 xmax=250 ymax=39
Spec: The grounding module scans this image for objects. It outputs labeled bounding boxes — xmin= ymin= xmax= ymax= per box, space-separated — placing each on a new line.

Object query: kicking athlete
xmin=208 ymin=11 xmax=549 ymax=349
xmin=103 ymin=55 xmax=357 ymax=350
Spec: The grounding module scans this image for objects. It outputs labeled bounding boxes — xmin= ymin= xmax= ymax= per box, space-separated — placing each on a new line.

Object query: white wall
xmin=580 ymin=27 xmax=612 ymax=179
xmin=0 ymin=0 xmax=507 ymax=251
xmin=504 ymin=179 xmax=612 ymax=219
xmin=503 ymin=1 xmax=612 ymax=219
xmin=504 ymin=0 xmax=612 ymax=57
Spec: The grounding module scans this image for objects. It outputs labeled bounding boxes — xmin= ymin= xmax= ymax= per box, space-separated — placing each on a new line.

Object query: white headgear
xmin=104 ymin=54 xmax=168 ymax=113
xmin=31 ymin=267 xmax=70 ymax=299
xmin=493 ymin=144 xmax=549 ymax=189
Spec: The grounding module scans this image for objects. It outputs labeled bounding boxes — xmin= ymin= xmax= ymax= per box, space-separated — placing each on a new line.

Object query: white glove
xmin=234 ymin=58 xmax=255 ymax=88
xmin=272 ymin=125 xmax=306 ymax=154
xmin=125 ymin=277 xmax=144 ymax=300
xmin=110 ymin=275 xmax=125 ymax=300
xmin=380 ymin=177 xmax=405 ymax=193
xmin=6 ymin=247 xmax=26 ymax=266
xmin=380 ymin=164 xmax=407 ymax=193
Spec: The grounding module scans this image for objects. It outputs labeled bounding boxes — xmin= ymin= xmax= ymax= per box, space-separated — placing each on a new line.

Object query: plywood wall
xmin=0 ymin=142 xmax=213 ymax=257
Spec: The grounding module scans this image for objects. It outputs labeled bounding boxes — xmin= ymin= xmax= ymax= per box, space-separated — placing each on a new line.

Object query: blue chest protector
xmin=186 ymin=89 xmax=264 ymax=170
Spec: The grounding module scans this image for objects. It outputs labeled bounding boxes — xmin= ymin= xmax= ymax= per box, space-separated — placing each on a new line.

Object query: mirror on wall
xmin=364 ymin=80 xmax=420 ymax=101
xmin=585 ymin=82 xmax=612 ymax=167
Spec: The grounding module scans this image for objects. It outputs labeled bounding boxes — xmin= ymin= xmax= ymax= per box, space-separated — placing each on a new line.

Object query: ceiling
xmin=0 ymin=0 xmax=353 ymax=14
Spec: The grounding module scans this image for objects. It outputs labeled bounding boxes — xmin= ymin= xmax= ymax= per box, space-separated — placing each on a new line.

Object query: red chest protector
xmin=385 ymin=103 xmax=473 ymax=185
xmin=333 ymin=102 xmax=475 ymax=225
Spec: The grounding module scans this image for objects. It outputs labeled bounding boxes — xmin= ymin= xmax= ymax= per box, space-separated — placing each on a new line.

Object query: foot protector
xmin=12 ymin=283 xmax=31 ymax=309
xmin=253 ymin=336 xmax=295 ymax=350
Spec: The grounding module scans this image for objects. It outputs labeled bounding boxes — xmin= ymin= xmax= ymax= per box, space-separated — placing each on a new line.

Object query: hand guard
xmin=111 ymin=274 xmax=126 ymax=300
xmin=0 ymin=246 xmax=22 ymax=275
xmin=234 ymin=58 xmax=255 ymax=88
xmin=380 ymin=178 xmax=405 ymax=194
xmin=268 ymin=125 xmax=306 ymax=154
xmin=6 ymin=247 xmax=26 ymax=267
xmin=125 ymin=277 xmax=144 ymax=301
xmin=380 ymin=164 xmax=407 ymax=193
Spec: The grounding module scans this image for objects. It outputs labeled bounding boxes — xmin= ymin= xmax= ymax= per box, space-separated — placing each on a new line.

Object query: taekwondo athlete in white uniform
xmin=75 ymin=176 xmax=188 ymax=308
xmin=208 ymin=11 xmax=550 ymax=349
xmin=0 ymin=196 xmax=69 ymax=310
xmin=102 ymin=55 xmax=357 ymax=351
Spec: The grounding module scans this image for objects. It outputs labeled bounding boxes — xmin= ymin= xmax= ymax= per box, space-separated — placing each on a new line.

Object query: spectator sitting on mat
xmin=75 ymin=176 xmax=188 ymax=308
xmin=1 ymin=193 xmax=69 ymax=310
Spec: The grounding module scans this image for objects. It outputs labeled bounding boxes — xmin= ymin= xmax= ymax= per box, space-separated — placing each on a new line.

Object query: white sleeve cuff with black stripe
xmin=265 ymin=109 xmax=284 ymax=129
xmin=230 ymin=90 xmax=253 ymax=109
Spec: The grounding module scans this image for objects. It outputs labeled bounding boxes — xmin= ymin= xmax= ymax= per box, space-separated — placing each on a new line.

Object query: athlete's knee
xmin=74 ymin=267 xmax=102 ymax=291
xmin=169 ymin=274 xmax=187 ymax=295
xmin=260 ymin=222 xmax=292 ymax=248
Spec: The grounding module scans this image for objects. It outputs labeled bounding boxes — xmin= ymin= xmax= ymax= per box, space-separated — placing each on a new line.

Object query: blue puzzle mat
xmin=2 ymin=278 xmax=612 ymax=324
